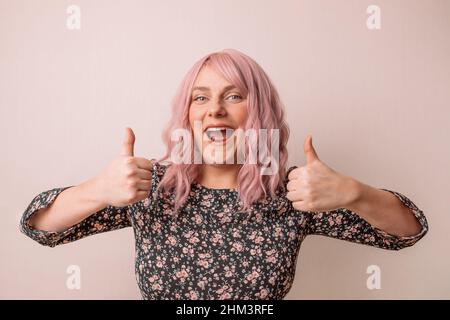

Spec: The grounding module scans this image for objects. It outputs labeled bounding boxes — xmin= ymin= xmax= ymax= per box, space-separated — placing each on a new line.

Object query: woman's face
xmin=188 ymin=65 xmax=248 ymax=164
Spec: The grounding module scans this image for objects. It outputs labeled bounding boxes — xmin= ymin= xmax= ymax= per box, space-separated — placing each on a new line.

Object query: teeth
xmin=205 ymin=127 xmax=234 ymax=142
xmin=207 ymin=127 xmax=227 ymax=131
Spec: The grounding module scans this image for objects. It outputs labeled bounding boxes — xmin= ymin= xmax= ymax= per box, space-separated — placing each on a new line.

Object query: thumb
xmin=304 ymin=134 xmax=319 ymax=164
xmin=121 ymin=127 xmax=135 ymax=157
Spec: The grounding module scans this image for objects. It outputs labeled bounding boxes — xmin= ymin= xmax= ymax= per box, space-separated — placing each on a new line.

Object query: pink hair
xmin=156 ymin=48 xmax=289 ymax=215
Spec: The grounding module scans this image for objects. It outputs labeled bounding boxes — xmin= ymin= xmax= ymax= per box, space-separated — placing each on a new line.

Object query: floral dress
xmin=20 ymin=162 xmax=428 ymax=299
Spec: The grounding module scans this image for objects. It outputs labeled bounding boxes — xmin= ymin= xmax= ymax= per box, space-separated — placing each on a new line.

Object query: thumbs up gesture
xmin=95 ymin=127 xmax=154 ymax=207
xmin=286 ymin=135 xmax=358 ymax=212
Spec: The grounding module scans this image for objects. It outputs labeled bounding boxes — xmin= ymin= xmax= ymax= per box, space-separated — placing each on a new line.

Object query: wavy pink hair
xmin=156 ymin=48 xmax=289 ymax=215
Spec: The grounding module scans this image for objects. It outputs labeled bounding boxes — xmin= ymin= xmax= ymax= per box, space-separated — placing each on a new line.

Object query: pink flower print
xmin=212 ymin=232 xmax=223 ymax=245
xmin=201 ymin=200 xmax=211 ymax=207
xmin=155 ymin=255 xmax=165 ymax=268
xmin=220 ymin=215 xmax=232 ymax=224
xmin=254 ymin=236 xmax=264 ymax=244
xmin=197 ymin=253 xmax=212 ymax=268
xmin=151 ymin=283 xmax=162 ymax=291
xmin=246 ymin=271 xmax=260 ymax=282
xmin=259 ymin=288 xmax=269 ymax=299
xmin=274 ymin=227 xmax=282 ymax=237
xmin=265 ymin=249 xmax=277 ymax=264
xmin=166 ymin=236 xmax=177 ymax=246
xmin=93 ymin=222 xmax=104 ymax=231
xmin=216 ymin=285 xmax=233 ymax=299
xmin=197 ymin=259 xmax=209 ymax=268
xmin=287 ymin=218 xmax=295 ymax=227
xmin=189 ymin=236 xmax=200 ymax=244
xmin=232 ymin=242 xmax=243 ymax=252
xmin=198 ymin=253 xmax=208 ymax=259
xmin=288 ymin=231 xmax=296 ymax=241
xmin=189 ymin=291 xmax=198 ymax=300
xmin=193 ymin=214 xmax=203 ymax=224
xmin=278 ymin=206 xmax=287 ymax=215
xmin=175 ymin=269 xmax=189 ymax=283
xmin=142 ymin=238 xmax=150 ymax=254
xmin=328 ymin=216 xmax=335 ymax=226
xmin=224 ymin=265 xmax=235 ymax=278
xmin=220 ymin=292 xmax=231 ymax=299
xmin=151 ymin=222 xmax=161 ymax=232
xmin=197 ymin=280 xmax=206 ymax=290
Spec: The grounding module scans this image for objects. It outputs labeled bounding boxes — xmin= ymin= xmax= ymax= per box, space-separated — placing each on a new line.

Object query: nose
xmin=208 ymin=100 xmax=226 ymax=118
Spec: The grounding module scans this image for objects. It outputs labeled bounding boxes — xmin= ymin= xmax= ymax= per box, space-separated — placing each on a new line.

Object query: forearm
xmin=28 ymin=177 xmax=108 ymax=233
xmin=344 ymin=178 xmax=422 ymax=237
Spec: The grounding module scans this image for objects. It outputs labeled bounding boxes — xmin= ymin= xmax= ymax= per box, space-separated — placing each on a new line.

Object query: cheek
xmin=234 ymin=104 xmax=248 ymax=126
xmin=188 ymin=106 xmax=202 ymax=126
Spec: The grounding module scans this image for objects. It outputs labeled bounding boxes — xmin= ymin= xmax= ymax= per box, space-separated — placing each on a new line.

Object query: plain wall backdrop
xmin=1 ymin=0 xmax=449 ymax=299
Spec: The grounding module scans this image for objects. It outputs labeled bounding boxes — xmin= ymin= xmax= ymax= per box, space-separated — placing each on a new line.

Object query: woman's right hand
xmin=95 ymin=127 xmax=154 ymax=207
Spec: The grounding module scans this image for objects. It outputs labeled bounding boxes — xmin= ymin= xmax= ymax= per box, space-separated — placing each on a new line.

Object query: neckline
xmin=193 ymin=182 xmax=238 ymax=193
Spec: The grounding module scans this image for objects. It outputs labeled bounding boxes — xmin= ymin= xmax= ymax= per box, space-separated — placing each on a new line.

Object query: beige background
xmin=1 ymin=0 xmax=449 ymax=299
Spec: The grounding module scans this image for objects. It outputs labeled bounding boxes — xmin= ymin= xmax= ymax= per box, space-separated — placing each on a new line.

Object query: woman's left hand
xmin=286 ymin=135 xmax=360 ymax=212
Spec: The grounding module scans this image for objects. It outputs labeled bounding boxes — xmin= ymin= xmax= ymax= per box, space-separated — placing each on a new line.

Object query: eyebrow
xmin=192 ymin=85 xmax=237 ymax=93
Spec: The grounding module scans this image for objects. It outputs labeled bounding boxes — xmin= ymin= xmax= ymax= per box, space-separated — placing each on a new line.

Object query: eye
xmin=193 ymin=96 xmax=207 ymax=102
xmin=227 ymin=94 xmax=242 ymax=101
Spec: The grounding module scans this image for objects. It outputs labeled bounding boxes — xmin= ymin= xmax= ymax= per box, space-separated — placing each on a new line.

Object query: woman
xmin=20 ymin=49 xmax=428 ymax=300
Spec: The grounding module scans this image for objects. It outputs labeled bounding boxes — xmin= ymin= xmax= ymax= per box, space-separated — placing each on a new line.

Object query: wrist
xmin=342 ymin=176 xmax=366 ymax=210
xmin=82 ymin=176 xmax=109 ymax=208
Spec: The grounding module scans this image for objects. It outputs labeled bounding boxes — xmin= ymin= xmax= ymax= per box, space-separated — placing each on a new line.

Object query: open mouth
xmin=204 ymin=127 xmax=235 ymax=143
